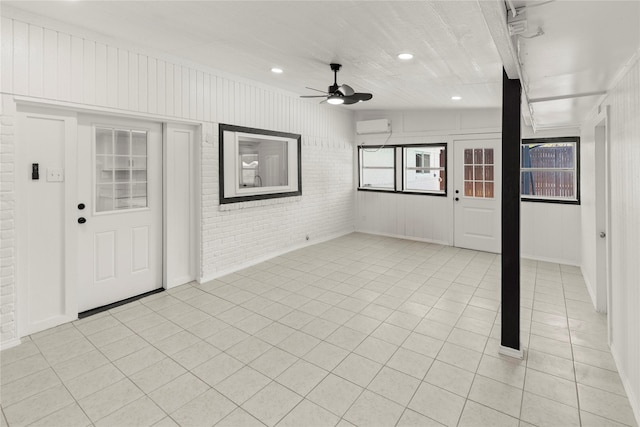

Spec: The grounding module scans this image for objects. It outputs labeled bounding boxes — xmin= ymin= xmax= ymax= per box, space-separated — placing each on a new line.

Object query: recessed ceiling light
xmin=271 ymin=67 xmax=283 ymax=74
xmin=398 ymin=53 xmax=414 ymax=60
xmin=451 ymin=96 xmax=462 ymax=101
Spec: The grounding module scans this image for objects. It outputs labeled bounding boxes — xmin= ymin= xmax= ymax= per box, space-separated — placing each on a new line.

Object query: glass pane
xmin=474 ymin=182 xmax=484 ymax=197
xmin=485 ymin=182 xmax=494 ymax=198
xmin=96 ymin=155 xmax=113 ymax=183
xmin=484 ymin=149 xmax=494 ymax=165
xmin=131 ymin=131 xmax=147 ymax=155
xmin=96 ymin=127 xmax=149 ymax=213
xmin=485 ymin=165 xmax=494 ymax=181
xmin=362 ymin=147 xmax=394 ymax=167
xmin=114 ymin=183 xmax=130 ymax=209
xmin=406 ymin=169 xmax=444 ymax=192
xmin=464 ymin=149 xmax=473 ymax=164
xmin=405 ymin=146 xmax=444 ymax=168
xmin=474 ymin=165 xmax=484 ymax=180
xmin=464 ymin=166 xmax=473 ymax=180
xmin=132 ymin=157 xmax=147 ymax=182
xmin=132 ymin=169 xmax=147 ymax=182
xmin=521 ymin=170 xmax=575 ymax=199
xmin=474 ymin=149 xmax=483 ymax=164
xmin=131 ymin=156 xmax=146 ymax=170
xmin=131 ymin=183 xmax=147 ymax=208
xmin=522 ymin=142 xmax=575 ymax=168
xmin=96 ymin=184 xmax=114 ymax=212
xmin=114 ymin=156 xmax=130 ymax=169
xmin=361 ymin=168 xmax=394 ymax=189
xmin=464 ymin=181 xmax=473 ymax=197
xmin=238 ymin=138 xmax=288 ymax=188
xmin=96 ymin=128 xmax=112 ymax=155
xmin=114 ymin=169 xmax=130 ymax=182
xmin=115 ymin=130 xmax=130 ymax=155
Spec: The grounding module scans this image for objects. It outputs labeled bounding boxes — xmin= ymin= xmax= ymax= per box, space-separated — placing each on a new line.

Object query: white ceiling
xmin=513 ymin=0 xmax=639 ymax=128
xmin=3 ymin=1 xmax=639 ymax=129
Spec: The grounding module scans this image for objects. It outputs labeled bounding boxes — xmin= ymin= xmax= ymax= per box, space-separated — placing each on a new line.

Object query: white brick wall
xmin=0 ymin=96 xmax=17 ymax=344
xmin=201 ymin=133 xmax=354 ymax=279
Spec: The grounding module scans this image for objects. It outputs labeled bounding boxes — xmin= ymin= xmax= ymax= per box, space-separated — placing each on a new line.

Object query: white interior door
xmin=77 ymin=115 xmax=162 ymax=312
xmin=595 ymin=116 xmax=610 ymax=318
xmin=453 ymin=139 xmax=502 ymax=253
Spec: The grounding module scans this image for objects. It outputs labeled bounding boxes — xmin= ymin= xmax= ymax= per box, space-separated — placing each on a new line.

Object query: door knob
xmin=78 ymin=217 xmax=86 ymax=224
xmin=455 ymin=190 xmax=459 ymax=194
xmin=455 ymin=197 xmax=459 ymax=201
xmin=599 ymin=232 xmax=606 ymax=238
xmin=78 ymin=203 xmax=85 ymax=210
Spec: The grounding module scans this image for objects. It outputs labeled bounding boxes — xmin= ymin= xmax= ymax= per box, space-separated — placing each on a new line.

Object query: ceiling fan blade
xmin=353 ymin=92 xmax=373 ymax=101
xmin=300 ymin=95 xmax=328 ymax=98
xmin=337 ymin=84 xmax=355 ymax=96
xmin=305 ymin=86 xmax=328 ymax=94
xmin=342 ymin=92 xmax=373 ymax=104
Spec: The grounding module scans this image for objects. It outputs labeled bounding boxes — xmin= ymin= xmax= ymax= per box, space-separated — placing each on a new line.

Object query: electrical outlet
xmin=47 ymin=169 xmax=64 ymax=182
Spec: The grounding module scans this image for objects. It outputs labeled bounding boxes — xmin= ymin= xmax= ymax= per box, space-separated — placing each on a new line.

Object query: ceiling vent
xmin=356 ymin=119 xmax=391 ymax=135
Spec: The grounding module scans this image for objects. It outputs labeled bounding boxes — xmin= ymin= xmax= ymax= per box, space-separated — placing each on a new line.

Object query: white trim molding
xmin=499 ymin=345 xmax=525 ymax=360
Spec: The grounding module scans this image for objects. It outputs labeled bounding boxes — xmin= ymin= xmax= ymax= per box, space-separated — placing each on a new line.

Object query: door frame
xmin=594 ymin=107 xmax=612 ymax=340
xmin=14 ymin=97 xmax=201 ymax=336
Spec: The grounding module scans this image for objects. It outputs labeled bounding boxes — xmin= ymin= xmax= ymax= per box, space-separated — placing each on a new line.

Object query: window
xmin=359 ymin=146 xmax=395 ymax=190
xmin=463 ymin=147 xmax=494 ymax=198
xmin=95 ymin=127 xmax=148 ymax=212
xmin=404 ymin=145 xmax=446 ymax=194
xmin=521 ymin=137 xmax=579 ymax=203
xmin=415 ymin=152 xmax=430 ymax=173
xmin=219 ymin=124 xmax=301 ymax=204
xmin=358 ymin=143 xmax=447 ymax=195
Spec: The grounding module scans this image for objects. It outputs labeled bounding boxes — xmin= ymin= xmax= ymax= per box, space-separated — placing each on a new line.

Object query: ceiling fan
xmin=301 ymin=63 xmax=373 ymax=105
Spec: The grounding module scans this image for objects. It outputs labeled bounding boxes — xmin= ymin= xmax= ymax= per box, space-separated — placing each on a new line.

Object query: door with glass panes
xmin=453 ymin=139 xmax=501 ymax=253
xmin=77 ymin=115 xmax=162 ymax=312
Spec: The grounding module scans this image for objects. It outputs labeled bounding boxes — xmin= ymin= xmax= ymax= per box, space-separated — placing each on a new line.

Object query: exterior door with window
xmin=77 ymin=115 xmax=162 ymax=312
xmin=453 ymin=139 xmax=501 ymax=253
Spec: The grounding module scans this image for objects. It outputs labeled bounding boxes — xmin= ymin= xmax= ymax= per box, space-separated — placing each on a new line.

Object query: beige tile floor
xmin=1 ymin=233 xmax=637 ymax=427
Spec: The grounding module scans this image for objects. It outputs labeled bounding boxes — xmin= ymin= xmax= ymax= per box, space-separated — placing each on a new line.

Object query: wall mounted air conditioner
xmin=356 ymin=119 xmax=391 ymax=135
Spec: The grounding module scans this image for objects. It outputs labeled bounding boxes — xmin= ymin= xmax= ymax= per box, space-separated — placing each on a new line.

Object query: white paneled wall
xmin=0 ymin=16 xmax=355 ymax=346
xmin=354 ymin=109 xmax=501 ymax=246
xmin=520 ymin=202 xmax=581 ymax=265
xmin=355 ymin=109 xmax=582 ymax=262
xmin=585 ymin=54 xmax=640 ymax=420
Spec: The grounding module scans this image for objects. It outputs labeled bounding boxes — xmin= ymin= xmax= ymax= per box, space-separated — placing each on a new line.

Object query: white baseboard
xmin=521 ymin=253 xmax=580 ymax=267
xmin=580 ymin=266 xmax=599 ymax=311
xmin=353 ymin=229 xmax=450 ymax=247
xmin=0 ymin=338 xmax=22 ymax=352
xmin=199 ymin=229 xmax=353 ymax=284
xmin=610 ymin=342 xmax=640 ymax=426
xmin=499 ymin=345 xmax=524 ymax=360
xmin=166 ymin=275 xmax=196 ymax=290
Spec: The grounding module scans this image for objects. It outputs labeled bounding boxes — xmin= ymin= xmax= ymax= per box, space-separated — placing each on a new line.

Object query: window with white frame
xmin=95 ymin=127 xmax=148 ymax=212
xmin=404 ymin=145 xmax=446 ymax=194
xmin=358 ymin=146 xmax=395 ymax=190
xmin=521 ymin=137 xmax=580 ymax=204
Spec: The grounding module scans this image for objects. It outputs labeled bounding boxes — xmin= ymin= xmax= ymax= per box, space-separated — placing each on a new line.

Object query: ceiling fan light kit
xmin=300 ymin=63 xmax=373 ymax=106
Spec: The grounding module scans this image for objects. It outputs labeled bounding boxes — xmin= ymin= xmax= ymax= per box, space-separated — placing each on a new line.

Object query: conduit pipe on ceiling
xmin=506 ymin=0 xmax=517 ymax=17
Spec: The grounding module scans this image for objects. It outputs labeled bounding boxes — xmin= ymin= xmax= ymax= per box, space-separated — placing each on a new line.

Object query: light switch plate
xmin=47 ymin=168 xmax=64 ymax=182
